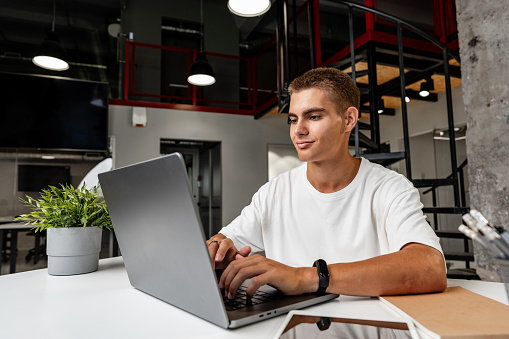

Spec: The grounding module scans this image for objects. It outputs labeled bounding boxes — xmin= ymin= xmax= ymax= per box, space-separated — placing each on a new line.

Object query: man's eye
xmin=310 ymin=115 xmax=320 ymax=120
xmin=288 ymin=118 xmax=297 ymax=124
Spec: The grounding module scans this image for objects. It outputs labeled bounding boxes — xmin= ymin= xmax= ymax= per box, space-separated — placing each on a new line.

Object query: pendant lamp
xmin=187 ymin=0 xmax=215 ymax=86
xmin=228 ymin=0 xmax=271 ymax=17
xmin=419 ymin=77 xmax=434 ymax=98
xmin=188 ymin=52 xmax=216 ymax=86
xmin=32 ymin=0 xmax=69 ymax=71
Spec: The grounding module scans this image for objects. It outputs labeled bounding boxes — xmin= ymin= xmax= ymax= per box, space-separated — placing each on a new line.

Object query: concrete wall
xmin=109 ymin=105 xmax=291 ymax=226
xmin=457 ymin=1 xmax=509 ymax=281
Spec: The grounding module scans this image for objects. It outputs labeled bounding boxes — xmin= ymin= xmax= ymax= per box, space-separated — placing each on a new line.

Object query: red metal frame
xmin=364 ymin=0 xmax=375 ymax=32
xmin=115 ymin=0 xmax=459 ymax=117
xmin=110 ymin=98 xmax=255 ymax=116
xmin=320 ymin=32 xmax=372 ymax=67
xmin=123 ymin=41 xmax=255 ymax=114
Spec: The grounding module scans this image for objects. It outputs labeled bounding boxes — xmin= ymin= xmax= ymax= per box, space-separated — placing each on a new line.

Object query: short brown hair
xmin=288 ymin=67 xmax=360 ymax=113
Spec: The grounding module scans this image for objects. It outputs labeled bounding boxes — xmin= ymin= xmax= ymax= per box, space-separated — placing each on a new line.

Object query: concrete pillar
xmin=456 ymin=1 xmax=509 ymax=280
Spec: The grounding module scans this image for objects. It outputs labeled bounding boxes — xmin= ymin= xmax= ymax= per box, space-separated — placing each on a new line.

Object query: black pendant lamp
xmin=187 ymin=52 xmax=215 ymax=86
xmin=187 ymin=0 xmax=215 ymax=86
xmin=419 ymin=77 xmax=435 ymax=98
xmin=32 ymin=0 xmax=69 ymax=71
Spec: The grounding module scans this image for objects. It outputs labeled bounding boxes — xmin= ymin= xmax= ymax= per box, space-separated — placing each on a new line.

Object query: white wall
xmin=109 ymin=105 xmax=292 ymax=225
xmin=380 ymin=86 xmax=466 ymax=170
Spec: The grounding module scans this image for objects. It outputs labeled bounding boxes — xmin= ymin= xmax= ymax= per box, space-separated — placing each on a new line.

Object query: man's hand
xmin=206 ymin=234 xmax=251 ymax=270
xmin=219 ymin=254 xmax=316 ymax=299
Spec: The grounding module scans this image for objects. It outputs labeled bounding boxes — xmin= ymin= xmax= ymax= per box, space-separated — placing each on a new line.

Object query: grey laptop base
xmin=99 ymin=153 xmax=338 ymax=328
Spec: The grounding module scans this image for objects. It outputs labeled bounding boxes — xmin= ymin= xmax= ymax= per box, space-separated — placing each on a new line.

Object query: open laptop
xmin=99 ymin=153 xmax=339 ymax=329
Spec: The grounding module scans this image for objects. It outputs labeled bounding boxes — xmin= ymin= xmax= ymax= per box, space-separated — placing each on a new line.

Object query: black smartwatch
xmin=313 ymin=259 xmax=329 ymax=294
xmin=316 ymin=317 xmax=332 ymax=331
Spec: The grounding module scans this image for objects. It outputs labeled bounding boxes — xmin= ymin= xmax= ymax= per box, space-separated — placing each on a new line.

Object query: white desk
xmin=0 ymin=257 xmax=507 ymax=339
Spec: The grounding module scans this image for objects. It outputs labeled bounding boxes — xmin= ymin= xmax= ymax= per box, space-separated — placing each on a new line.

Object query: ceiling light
xmin=32 ymin=0 xmax=69 ymax=71
xmin=33 ymin=32 xmax=69 ymax=71
xmin=108 ymin=22 xmax=122 ymax=38
xmin=419 ymin=88 xmax=430 ymax=98
xmin=405 ymin=96 xmax=410 ymax=103
xmin=187 ymin=0 xmax=215 ymax=87
xmin=419 ymin=77 xmax=434 ymax=98
xmin=228 ymin=0 xmax=271 ymax=17
xmin=187 ymin=52 xmax=216 ymax=86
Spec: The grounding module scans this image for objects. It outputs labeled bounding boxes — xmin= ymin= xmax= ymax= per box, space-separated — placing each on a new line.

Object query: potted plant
xmin=16 ymin=184 xmax=112 ymax=276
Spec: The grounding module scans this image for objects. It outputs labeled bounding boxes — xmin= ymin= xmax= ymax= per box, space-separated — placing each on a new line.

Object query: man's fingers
xmin=234 ymin=246 xmax=252 ymax=261
xmin=238 ymin=246 xmax=252 ymax=258
xmin=221 ymin=255 xmax=267 ymax=298
xmin=224 ymin=263 xmax=264 ymax=299
xmin=246 ymin=275 xmax=269 ymax=299
xmin=215 ymin=238 xmax=234 ymax=262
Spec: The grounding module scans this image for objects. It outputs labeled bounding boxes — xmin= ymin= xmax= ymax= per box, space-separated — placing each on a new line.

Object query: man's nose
xmin=293 ymin=121 xmax=308 ymax=135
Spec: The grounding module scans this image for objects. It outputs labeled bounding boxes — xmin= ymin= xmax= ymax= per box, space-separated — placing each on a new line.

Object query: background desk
xmin=0 ymin=222 xmax=35 ymax=275
xmin=0 ymin=257 xmax=507 ymax=339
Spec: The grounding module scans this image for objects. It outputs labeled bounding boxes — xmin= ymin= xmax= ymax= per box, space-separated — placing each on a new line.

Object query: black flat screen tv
xmin=18 ymin=165 xmax=71 ymax=192
xmin=0 ymin=72 xmax=109 ymax=153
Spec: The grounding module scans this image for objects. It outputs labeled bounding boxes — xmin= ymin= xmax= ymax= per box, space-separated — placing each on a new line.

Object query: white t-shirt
xmin=220 ymin=158 xmax=442 ymax=267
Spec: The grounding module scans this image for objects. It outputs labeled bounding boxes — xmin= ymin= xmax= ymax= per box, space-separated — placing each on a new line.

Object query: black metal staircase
xmin=274 ymin=0 xmax=476 ymax=279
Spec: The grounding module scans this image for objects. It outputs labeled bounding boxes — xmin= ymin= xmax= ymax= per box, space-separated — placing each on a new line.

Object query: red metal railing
xmin=111 ymin=0 xmax=458 ymax=117
xmin=120 ymin=40 xmax=256 ymax=115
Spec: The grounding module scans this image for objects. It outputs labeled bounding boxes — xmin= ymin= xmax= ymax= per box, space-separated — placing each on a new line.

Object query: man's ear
xmin=344 ymin=107 xmax=359 ymax=133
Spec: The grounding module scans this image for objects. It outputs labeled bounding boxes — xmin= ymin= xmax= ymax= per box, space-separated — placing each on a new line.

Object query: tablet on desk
xmin=273 ymin=310 xmax=419 ymax=339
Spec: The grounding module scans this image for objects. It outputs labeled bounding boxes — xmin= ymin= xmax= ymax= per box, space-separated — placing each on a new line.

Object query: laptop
xmin=98 ymin=153 xmax=339 ymax=329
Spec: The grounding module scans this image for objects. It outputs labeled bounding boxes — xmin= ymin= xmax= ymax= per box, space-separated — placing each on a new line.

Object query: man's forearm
xmin=302 ymin=243 xmax=447 ymax=297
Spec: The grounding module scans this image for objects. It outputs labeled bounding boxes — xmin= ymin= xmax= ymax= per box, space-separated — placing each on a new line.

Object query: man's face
xmin=288 ymin=88 xmax=351 ymax=164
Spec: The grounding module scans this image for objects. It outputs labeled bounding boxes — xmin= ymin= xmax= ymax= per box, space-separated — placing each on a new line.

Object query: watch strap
xmin=313 ymin=259 xmax=329 ymax=294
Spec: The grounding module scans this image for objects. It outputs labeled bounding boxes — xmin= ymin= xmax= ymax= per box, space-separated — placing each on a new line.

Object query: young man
xmin=208 ymin=67 xmax=447 ymax=300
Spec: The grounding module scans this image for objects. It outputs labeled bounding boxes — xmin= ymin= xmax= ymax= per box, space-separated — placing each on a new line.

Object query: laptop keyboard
xmin=222 ymin=285 xmax=282 ymax=311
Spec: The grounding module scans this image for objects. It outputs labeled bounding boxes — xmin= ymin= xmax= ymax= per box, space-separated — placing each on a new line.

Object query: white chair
xmin=78 ymin=158 xmax=113 ymax=193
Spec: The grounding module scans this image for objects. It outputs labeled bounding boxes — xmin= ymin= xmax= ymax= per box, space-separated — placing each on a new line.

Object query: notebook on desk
xmin=380 ymin=286 xmax=509 ymax=338
xmin=99 ymin=153 xmax=338 ymax=329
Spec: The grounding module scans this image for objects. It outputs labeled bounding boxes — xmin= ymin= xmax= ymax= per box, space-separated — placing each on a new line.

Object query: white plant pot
xmin=46 ymin=227 xmax=102 ymax=276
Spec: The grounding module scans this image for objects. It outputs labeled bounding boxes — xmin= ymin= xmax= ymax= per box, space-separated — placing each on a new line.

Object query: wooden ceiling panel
xmin=281 ymin=59 xmax=461 ymax=118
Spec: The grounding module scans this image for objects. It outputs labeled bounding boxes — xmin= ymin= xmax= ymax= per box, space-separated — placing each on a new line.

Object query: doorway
xmin=160 ymin=139 xmax=221 ymax=238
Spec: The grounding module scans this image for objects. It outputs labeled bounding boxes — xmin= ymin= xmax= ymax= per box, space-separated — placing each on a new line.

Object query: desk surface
xmin=0 ymin=222 xmax=33 ymax=230
xmin=0 ymin=257 xmax=506 ymax=339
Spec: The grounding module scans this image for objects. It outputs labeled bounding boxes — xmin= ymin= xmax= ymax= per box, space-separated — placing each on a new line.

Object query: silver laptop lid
xmin=99 ymin=153 xmax=229 ymax=328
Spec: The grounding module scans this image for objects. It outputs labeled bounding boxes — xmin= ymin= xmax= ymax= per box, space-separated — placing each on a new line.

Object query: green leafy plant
xmin=16 ymin=184 xmax=112 ymax=232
